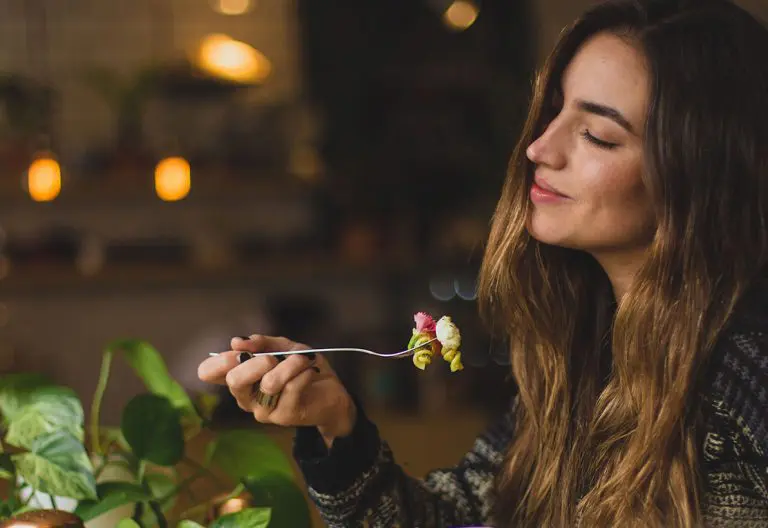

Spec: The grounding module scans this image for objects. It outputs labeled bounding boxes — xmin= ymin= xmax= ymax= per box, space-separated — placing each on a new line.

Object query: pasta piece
xmin=412 ymin=349 xmax=434 ymax=370
xmin=407 ymin=312 xmax=464 ymax=373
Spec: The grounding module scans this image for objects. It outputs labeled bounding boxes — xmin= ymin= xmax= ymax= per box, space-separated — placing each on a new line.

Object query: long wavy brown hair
xmin=477 ymin=1 xmax=768 ymax=526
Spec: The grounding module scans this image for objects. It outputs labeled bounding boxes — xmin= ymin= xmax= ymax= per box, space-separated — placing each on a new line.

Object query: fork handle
xmin=208 ymin=348 xmax=362 ymax=359
xmin=261 ymin=348 xmax=341 ymax=357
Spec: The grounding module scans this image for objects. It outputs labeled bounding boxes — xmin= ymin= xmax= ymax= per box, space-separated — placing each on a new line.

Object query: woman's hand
xmin=197 ymin=335 xmax=356 ymax=447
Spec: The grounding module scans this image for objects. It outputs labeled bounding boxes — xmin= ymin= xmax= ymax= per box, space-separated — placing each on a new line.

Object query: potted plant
xmin=0 ymin=339 xmax=311 ymax=527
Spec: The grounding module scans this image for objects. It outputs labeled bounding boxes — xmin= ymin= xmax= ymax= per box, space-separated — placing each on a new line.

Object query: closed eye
xmin=581 ymin=129 xmax=619 ymax=150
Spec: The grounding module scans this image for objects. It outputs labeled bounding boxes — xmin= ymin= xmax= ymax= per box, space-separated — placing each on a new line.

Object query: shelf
xmin=0 ymin=255 xmax=423 ymax=295
xmin=0 ymin=168 xmax=314 ymax=198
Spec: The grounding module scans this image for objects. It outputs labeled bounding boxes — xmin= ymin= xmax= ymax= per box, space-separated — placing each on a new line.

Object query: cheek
xmin=580 ymin=156 xmax=637 ymax=199
xmin=593 ymin=161 xmax=648 ymax=210
xmin=584 ymin=163 xmax=654 ymax=237
xmin=527 ymin=155 xmax=654 ymax=250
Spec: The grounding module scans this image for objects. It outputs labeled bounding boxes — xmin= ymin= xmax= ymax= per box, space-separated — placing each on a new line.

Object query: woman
xmin=198 ymin=0 xmax=768 ymax=525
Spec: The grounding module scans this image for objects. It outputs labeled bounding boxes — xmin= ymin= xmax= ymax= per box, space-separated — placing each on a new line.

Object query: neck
xmin=591 ymin=247 xmax=648 ymax=300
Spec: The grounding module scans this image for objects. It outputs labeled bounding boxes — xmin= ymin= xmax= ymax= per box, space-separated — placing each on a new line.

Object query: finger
xmin=198 ymin=351 xmax=242 ymax=385
xmin=230 ymin=335 xmax=257 ymax=352
xmin=264 ymin=367 xmax=316 ymax=426
xmin=226 ymin=355 xmax=278 ymax=411
xmin=231 ymin=335 xmax=308 ymax=353
xmin=228 ymin=336 xmax=251 ymax=351
xmin=258 ymin=354 xmax=316 ymax=396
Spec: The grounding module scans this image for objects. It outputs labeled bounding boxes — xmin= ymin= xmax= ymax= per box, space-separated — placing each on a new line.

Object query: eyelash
xmin=581 ymin=129 xmax=619 ymax=150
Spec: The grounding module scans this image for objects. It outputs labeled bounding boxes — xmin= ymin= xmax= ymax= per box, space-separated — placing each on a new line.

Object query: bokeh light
xmin=26 ymin=155 xmax=61 ymax=202
xmin=198 ymin=34 xmax=271 ymax=84
xmin=443 ymin=0 xmax=479 ymax=31
xmin=155 ymin=156 xmax=191 ymax=202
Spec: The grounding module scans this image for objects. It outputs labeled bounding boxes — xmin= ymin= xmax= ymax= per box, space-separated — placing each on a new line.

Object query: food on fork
xmin=407 ymin=312 xmax=464 ymax=372
xmin=436 ymin=315 xmax=463 ymax=371
xmin=407 ymin=312 xmax=438 ymax=370
xmin=412 ymin=348 xmax=434 ymax=369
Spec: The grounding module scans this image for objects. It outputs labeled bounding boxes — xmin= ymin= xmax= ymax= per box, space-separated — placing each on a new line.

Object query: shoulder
xmin=705 ymin=280 xmax=768 ymax=453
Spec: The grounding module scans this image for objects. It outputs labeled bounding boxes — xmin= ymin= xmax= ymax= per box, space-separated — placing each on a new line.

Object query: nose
xmin=526 ymin=120 xmax=567 ymax=170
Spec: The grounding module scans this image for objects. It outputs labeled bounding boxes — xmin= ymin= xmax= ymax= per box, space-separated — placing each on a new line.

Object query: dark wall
xmin=296 ymin=0 xmax=536 ymax=219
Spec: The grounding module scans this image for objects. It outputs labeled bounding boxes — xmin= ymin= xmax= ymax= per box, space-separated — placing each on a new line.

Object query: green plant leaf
xmin=146 ymin=471 xmax=176 ymax=505
xmin=144 ymin=470 xmax=178 ymax=518
xmin=91 ymin=340 xmax=201 ymax=456
xmin=0 ymin=453 xmax=14 ymax=480
xmin=0 ymin=499 xmax=14 ymax=518
xmin=207 ymin=432 xmax=309 ymax=526
xmin=100 ymin=427 xmax=132 ymax=452
xmin=108 ymin=340 xmax=197 ymax=417
xmin=244 ymin=474 xmax=311 ymax=528
xmin=12 ymin=430 xmax=97 ymax=500
xmin=75 ymin=481 xmax=150 ymax=521
xmin=116 ymin=519 xmax=142 ymax=528
xmin=206 ymin=430 xmax=294 ymax=480
xmin=5 ymin=388 xmax=84 ymax=449
xmin=136 ymin=471 xmax=178 ymax=527
xmin=177 ymin=521 xmax=206 ymax=528
xmin=211 ymin=507 xmax=271 ymax=528
xmin=121 ymin=394 xmax=184 ymax=466
xmin=0 ymin=373 xmax=53 ymax=422
xmin=195 ymin=392 xmax=220 ymax=423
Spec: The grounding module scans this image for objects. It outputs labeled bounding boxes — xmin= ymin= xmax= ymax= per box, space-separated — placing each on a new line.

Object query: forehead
xmin=562 ymin=32 xmax=649 ymax=130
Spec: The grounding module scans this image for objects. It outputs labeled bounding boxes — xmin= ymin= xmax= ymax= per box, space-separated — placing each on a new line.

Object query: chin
xmin=526 ymin=212 xmax=576 ymax=248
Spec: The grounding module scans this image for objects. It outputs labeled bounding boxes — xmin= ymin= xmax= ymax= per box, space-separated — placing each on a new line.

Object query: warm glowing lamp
xmin=155 ymin=156 xmax=191 ymax=202
xmin=443 ymin=0 xmax=479 ymax=31
xmin=26 ymin=155 xmax=61 ymax=202
xmin=211 ymin=0 xmax=252 ymax=15
xmin=198 ymin=34 xmax=271 ymax=84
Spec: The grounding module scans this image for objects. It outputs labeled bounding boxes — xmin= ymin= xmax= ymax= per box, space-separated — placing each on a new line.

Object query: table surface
xmin=186 ymin=407 xmax=491 ymax=527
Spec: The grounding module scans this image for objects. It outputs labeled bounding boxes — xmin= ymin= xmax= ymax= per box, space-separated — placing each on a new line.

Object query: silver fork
xmin=208 ymin=338 xmax=438 ymax=361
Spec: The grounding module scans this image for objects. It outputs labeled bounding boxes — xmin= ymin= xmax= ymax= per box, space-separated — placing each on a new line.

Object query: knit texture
xmin=293 ymin=291 xmax=768 ymax=527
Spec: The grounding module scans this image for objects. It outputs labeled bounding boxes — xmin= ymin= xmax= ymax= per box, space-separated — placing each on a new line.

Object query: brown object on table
xmin=0 ymin=510 xmax=85 ymax=527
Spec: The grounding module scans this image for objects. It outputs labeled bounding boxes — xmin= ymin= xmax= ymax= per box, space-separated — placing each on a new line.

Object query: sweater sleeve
xmin=292 ymin=399 xmax=515 ymax=528
xmin=709 ymin=328 xmax=768 ymax=499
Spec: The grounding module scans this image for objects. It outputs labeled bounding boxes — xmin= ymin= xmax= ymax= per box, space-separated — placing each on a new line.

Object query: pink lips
xmin=530 ymin=177 xmax=570 ymax=204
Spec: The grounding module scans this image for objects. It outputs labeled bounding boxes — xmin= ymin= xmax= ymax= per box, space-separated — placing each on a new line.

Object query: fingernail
xmin=312 ymin=366 xmax=320 ymax=373
xmin=305 ymin=353 xmax=316 ymax=361
xmin=238 ymin=352 xmax=253 ymax=364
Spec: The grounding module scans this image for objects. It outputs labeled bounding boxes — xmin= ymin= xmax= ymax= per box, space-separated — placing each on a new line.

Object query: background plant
xmin=0 ymin=339 xmax=310 ymax=528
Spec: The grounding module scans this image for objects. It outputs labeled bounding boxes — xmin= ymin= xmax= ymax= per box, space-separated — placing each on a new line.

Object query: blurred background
xmin=0 ymin=0 xmax=766 ymax=511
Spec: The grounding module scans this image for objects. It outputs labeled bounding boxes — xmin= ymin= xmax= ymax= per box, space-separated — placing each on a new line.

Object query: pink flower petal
xmin=413 ymin=311 xmax=436 ymax=333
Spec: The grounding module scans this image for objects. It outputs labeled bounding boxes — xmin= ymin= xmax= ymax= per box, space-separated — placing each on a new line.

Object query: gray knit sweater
xmin=293 ymin=293 xmax=768 ymax=527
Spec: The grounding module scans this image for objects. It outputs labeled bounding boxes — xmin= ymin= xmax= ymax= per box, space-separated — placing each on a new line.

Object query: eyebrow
xmin=575 ymin=99 xmax=635 ymax=133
